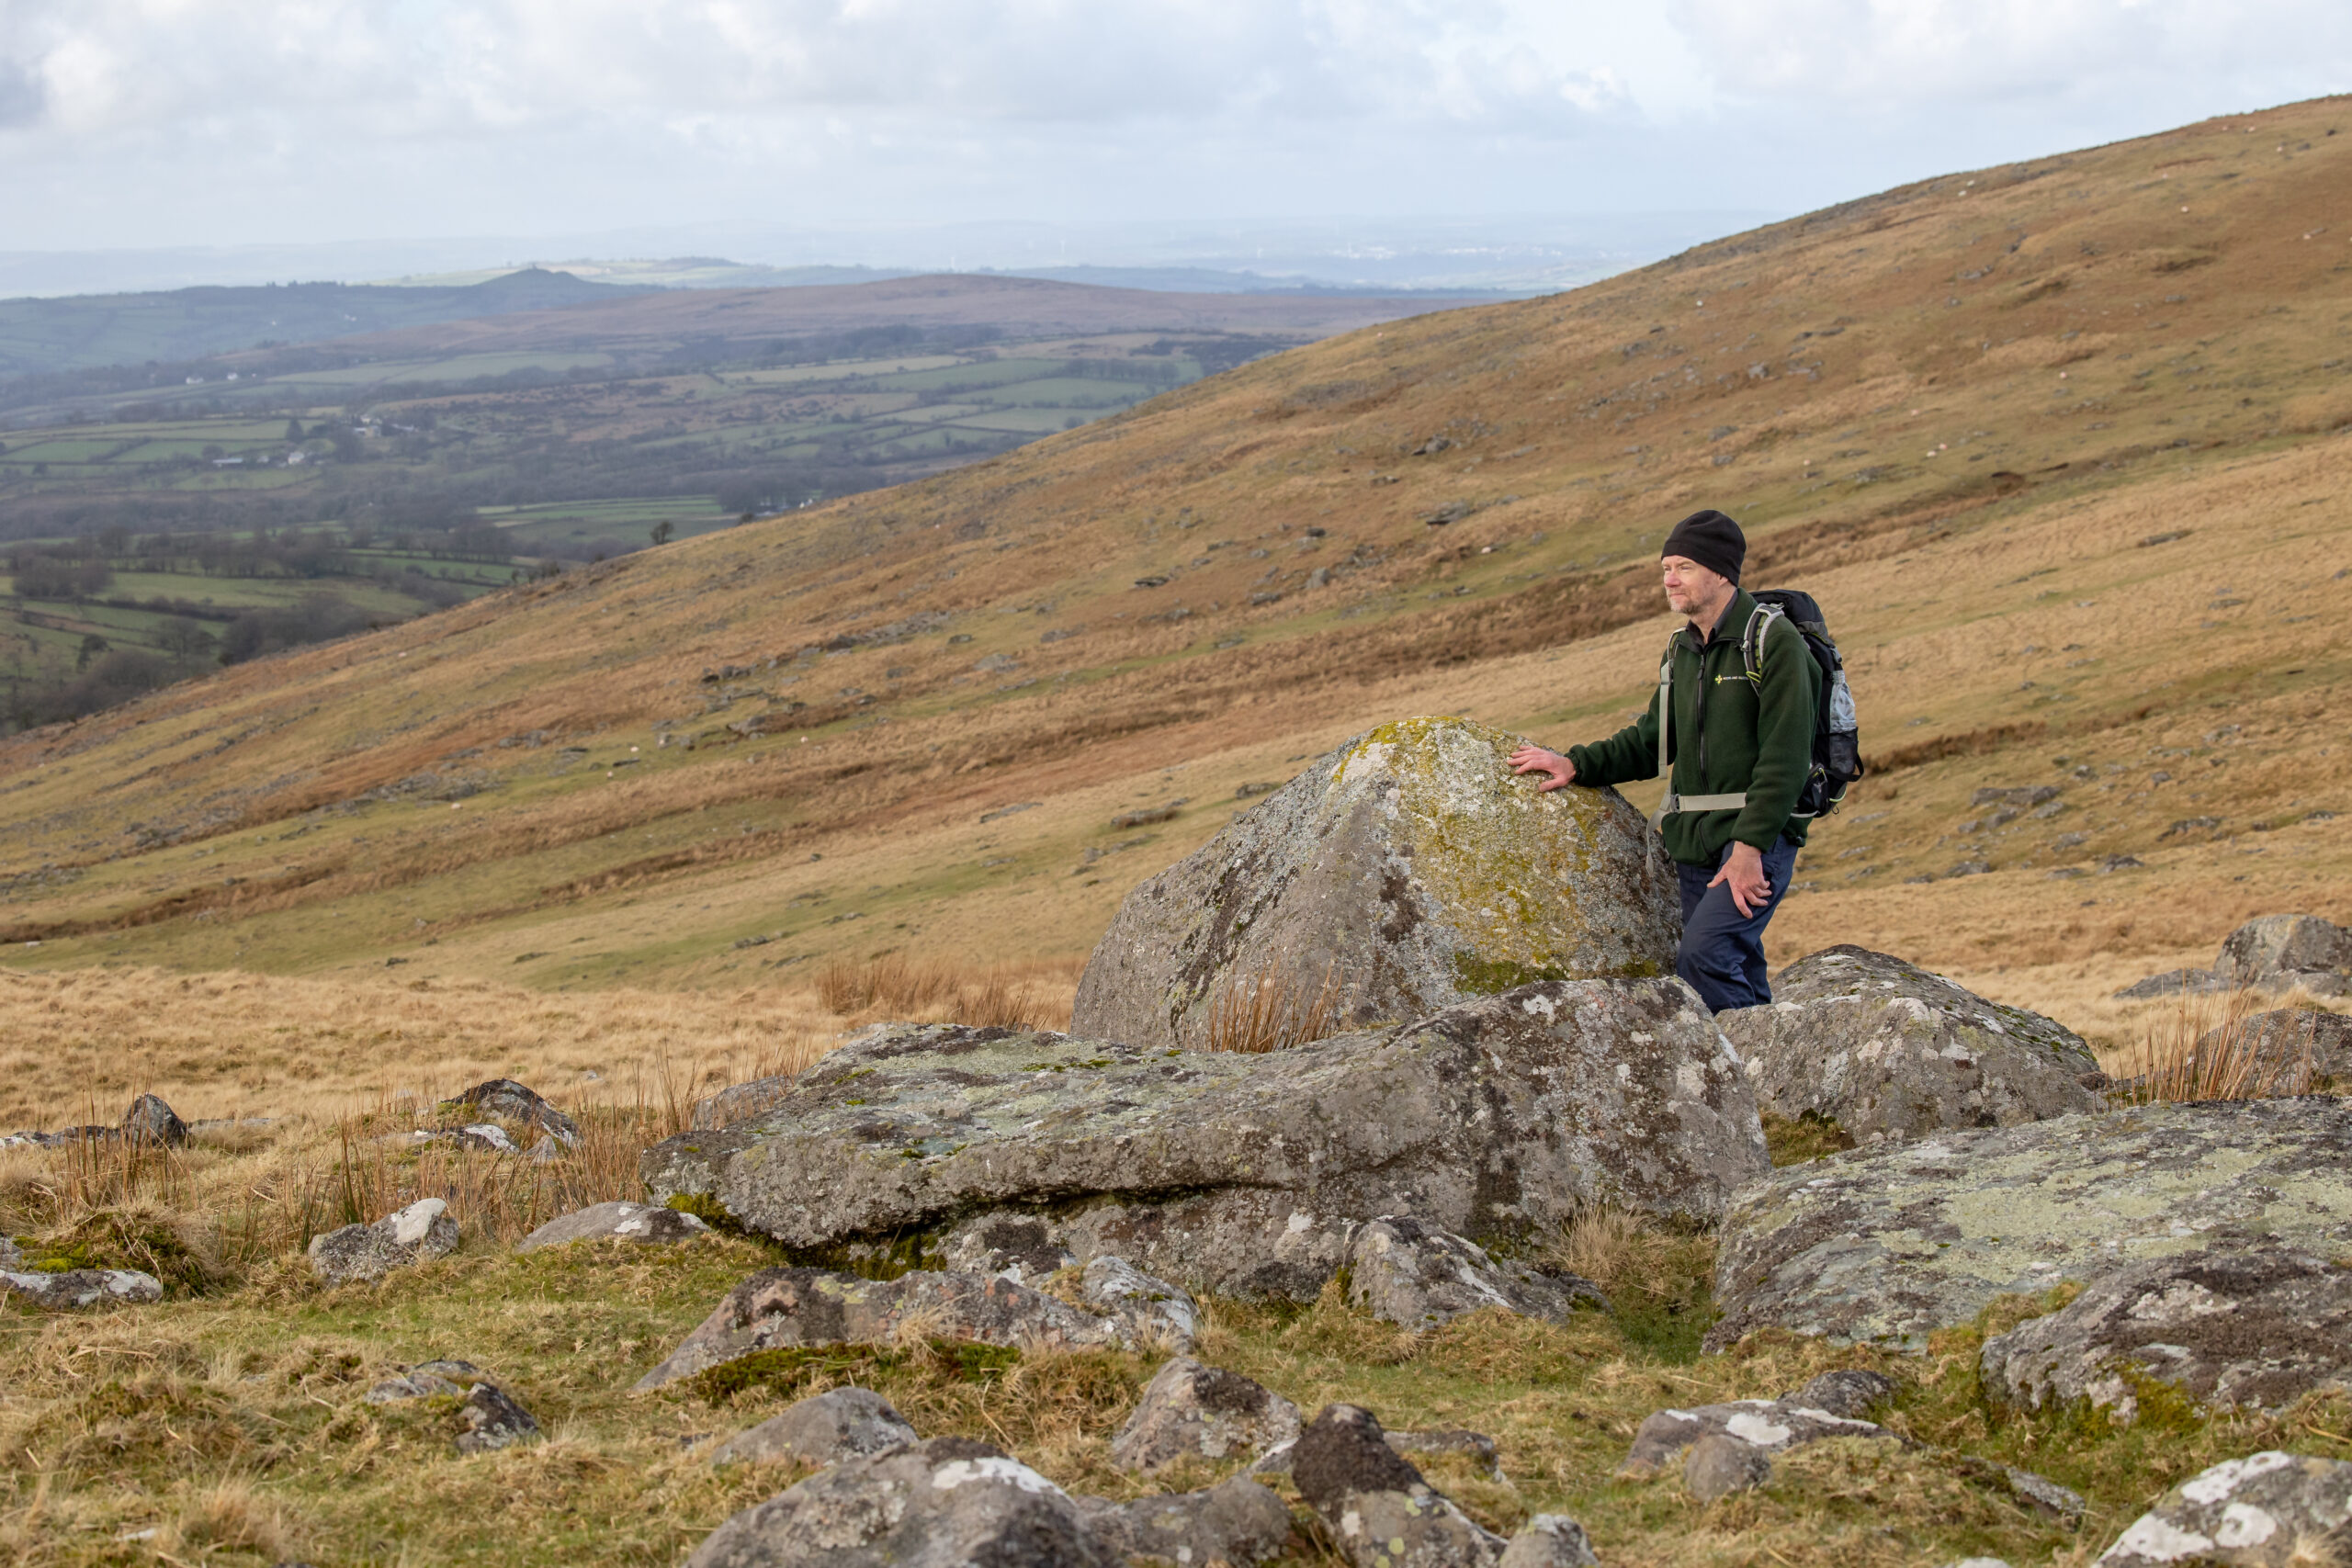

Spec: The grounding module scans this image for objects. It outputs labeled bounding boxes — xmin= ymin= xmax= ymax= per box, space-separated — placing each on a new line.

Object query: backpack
xmin=1739 ymin=590 xmax=1862 ymax=820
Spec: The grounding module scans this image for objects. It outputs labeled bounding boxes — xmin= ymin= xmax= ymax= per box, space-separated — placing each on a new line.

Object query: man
xmin=1508 ymin=510 xmax=1815 ymax=1012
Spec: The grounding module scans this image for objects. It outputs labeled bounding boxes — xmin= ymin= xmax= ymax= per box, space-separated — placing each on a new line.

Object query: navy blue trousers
xmin=1675 ymin=837 xmax=1800 ymax=1013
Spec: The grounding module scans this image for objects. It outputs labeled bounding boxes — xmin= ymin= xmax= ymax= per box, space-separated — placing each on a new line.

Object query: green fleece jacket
xmin=1567 ymin=588 xmax=1817 ymax=866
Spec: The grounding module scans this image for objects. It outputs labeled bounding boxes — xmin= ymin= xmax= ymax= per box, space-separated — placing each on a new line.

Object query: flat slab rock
xmin=1343 ymin=1215 xmax=1604 ymax=1330
xmin=1720 ymin=946 xmax=2105 ymax=1144
xmin=1071 ymin=716 xmax=1679 ymax=1052
xmin=711 ymin=1387 xmax=918 ymax=1468
xmin=1708 ymin=1097 xmax=2352 ymax=1352
xmin=1982 ymin=1248 xmax=2352 ymax=1422
xmin=686 ymin=1436 xmax=1116 ymax=1568
xmin=514 ymin=1201 xmax=712 ymax=1254
xmin=1619 ymin=1371 xmax=1898 ymax=1475
xmin=644 ymin=977 xmax=1766 ymax=1302
xmin=635 ymin=1268 xmax=1125 ymax=1391
xmin=0 ymin=1268 xmax=164 ymax=1309
xmin=2098 ymin=1452 xmax=2352 ymax=1566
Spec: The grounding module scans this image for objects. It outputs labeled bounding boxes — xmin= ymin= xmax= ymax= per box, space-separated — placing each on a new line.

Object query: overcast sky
xmin=3 ymin=0 xmax=2347 ymax=257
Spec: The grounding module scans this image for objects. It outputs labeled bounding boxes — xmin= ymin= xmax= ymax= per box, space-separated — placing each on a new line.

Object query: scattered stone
xmin=1945 ymin=860 xmax=1992 ymax=878
xmin=1618 ymin=1394 xmax=1894 ymax=1475
xmin=455 ymin=1382 xmax=542 ymax=1453
xmin=1110 ymin=1357 xmax=1301 ymax=1472
xmin=646 ymin=976 xmax=1767 ymax=1303
xmin=439 ymin=1123 xmax=521 ymax=1154
xmin=514 ymin=1201 xmax=712 ymax=1254
xmin=307 ymin=1198 xmax=460 ymax=1286
xmin=634 ymin=1269 xmax=1125 ymax=1391
xmin=1973 ymin=786 xmax=2060 ymax=807
xmin=1719 ymin=946 xmax=2105 ymax=1144
xmin=1386 ymin=1428 xmax=1505 ymax=1480
xmin=442 ymin=1078 xmax=582 ymax=1145
xmin=1997 ymin=1465 xmax=2088 ymax=1524
xmin=0 ymin=1269 xmax=164 ymax=1309
xmin=1498 ymin=1516 xmax=1600 ymax=1568
xmin=1292 ymin=1403 xmax=1506 ymax=1568
xmin=1684 ymin=1432 xmax=1773 ymax=1502
xmin=1075 ymin=1476 xmax=1295 ymax=1566
xmin=2097 ymin=1452 xmax=2352 ymax=1566
xmin=684 ymin=1436 xmax=1115 ymax=1568
xmin=710 ymin=1387 xmax=918 ymax=1467
xmin=1071 ymin=716 xmax=1679 ymax=1052
xmin=2118 ymin=913 xmax=2352 ymax=999
xmin=365 ymin=1371 xmax=464 ymax=1403
xmin=1708 ymin=1098 xmax=2352 ymax=1351
xmin=0 ymin=1238 xmax=18 ymax=1269
xmin=1787 ymin=1369 xmax=1897 ymax=1419
xmin=1982 ymin=1248 xmax=2352 ymax=1422
xmin=119 ymin=1094 xmax=187 ymax=1147
xmin=1080 ymin=1255 xmax=1198 ymax=1349
xmin=1342 ymin=1215 xmax=1604 ymax=1329
xmin=2195 ymin=1009 xmax=2352 ymax=1088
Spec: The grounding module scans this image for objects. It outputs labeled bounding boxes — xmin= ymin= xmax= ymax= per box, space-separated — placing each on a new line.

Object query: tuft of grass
xmin=2121 ymin=984 xmax=2315 ymax=1103
xmin=1544 ymin=1207 xmax=1720 ymax=1362
xmin=1205 ymin=963 xmax=1340 ymax=1055
xmin=1760 ymin=1109 xmax=1859 ymax=1166
xmin=815 ymin=953 xmax=1065 ymax=1031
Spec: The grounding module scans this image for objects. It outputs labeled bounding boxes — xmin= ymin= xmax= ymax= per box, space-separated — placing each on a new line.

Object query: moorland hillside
xmin=3 ymin=96 xmax=2349 ymax=1118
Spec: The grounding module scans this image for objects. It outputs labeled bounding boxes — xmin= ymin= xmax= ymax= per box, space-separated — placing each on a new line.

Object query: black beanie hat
xmin=1661 ymin=509 xmax=1745 ymax=584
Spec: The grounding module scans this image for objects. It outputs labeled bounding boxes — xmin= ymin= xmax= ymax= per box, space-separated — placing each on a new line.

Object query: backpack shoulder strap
xmin=1740 ymin=602 xmax=1782 ymax=685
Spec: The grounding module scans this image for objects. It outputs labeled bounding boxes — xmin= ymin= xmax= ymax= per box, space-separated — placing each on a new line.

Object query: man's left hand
xmin=1709 ymin=840 xmax=1773 ymax=918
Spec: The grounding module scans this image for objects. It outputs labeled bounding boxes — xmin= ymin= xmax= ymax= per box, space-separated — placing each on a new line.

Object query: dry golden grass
xmin=1205 ymin=963 xmax=1341 ymax=1055
xmin=814 ymin=953 xmax=1077 ymax=1032
xmin=2116 ymin=984 xmax=2323 ymax=1103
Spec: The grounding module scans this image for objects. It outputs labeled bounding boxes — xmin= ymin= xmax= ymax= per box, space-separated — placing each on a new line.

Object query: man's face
xmin=1661 ymin=555 xmax=1726 ymax=617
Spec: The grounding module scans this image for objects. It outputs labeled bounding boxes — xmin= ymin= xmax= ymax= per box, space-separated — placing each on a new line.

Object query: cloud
xmin=0 ymin=60 xmax=43 ymax=129
xmin=1665 ymin=0 xmax=2352 ymax=108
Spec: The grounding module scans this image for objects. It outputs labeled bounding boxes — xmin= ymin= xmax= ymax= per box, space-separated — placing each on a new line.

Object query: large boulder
xmin=1707 ymin=1098 xmax=2352 ymax=1352
xmin=642 ymin=980 xmax=1767 ymax=1302
xmin=1070 ymin=716 xmax=1679 ymax=1051
xmin=1719 ymin=946 xmax=2106 ymax=1144
xmin=685 ymin=1436 xmax=1116 ymax=1568
xmin=633 ymin=1268 xmax=1125 ymax=1391
xmin=1342 ymin=1215 xmax=1605 ymax=1330
xmin=2097 ymin=1452 xmax=2352 ymax=1567
xmin=2118 ymin=913 xmax=2352 ymax=999
xmin=1981 ymin=1249 xmax=2352 ymax=1422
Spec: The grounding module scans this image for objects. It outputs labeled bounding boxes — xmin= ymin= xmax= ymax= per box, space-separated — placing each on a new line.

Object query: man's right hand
xmin=1508 ymin=745 xmax=1576 ymax=792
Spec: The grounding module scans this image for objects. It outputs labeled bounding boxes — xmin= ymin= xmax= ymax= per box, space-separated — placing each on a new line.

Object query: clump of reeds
xmin=815 ymin=953 xmax=1059 ymax=1030
xmin=2122 ymin=984 xmax=2316 ymax=1103
xmin=1204 ymin=964 xmax=1340 ymax=1054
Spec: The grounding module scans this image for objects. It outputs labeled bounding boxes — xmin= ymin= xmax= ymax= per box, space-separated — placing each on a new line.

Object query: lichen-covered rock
xmin=1786 ymin=1369 xmax=1898 ymax=1419
xmin=1292 ymin=1403 xmax=1506 ymax=1568
xmin=1075 ymin=1476 xmax=1295 ymax=1566
xmin=455 ymin=1382 xmax=541 ymax=1453
xmin=1683 ymin=1432 xmax=1773 ymax=1502
xmin=2097 ymin=1452 xmax=2352 ymax=1566
xmin=634 ymin=1269 xmax=1125 ymax=1391
xmin=306 ymin=1199 xmax=459 ymax=1285
xmin=514 ymin=1201 xmax=712 ymax=1254
xmin=710 ymin=1387 xmax=918 ymax=1468
xmin=442 ymin=1078 xmax=581 ymax=1145
xmin=937 ymin=1213 xmax=1080 ymax=1284
xmin=1080 ymin=1256 xmax=1198 ymax=1350
xmin=365 ymin=1371 xmax=464 ymax=1403
xmin=685 ymin=1436 xmax=1115 ymax=1568
xmin=2220 ymin=914 xmax=2352 ymax=987
xmin=1618 ymin=1394 xmax=1894 ymax=1475
xmin=1071 ymin=716 xmax=1679 ymax=1051
xmin=1342 ymin=1215 xmax=1604 ymax=1329
xmin=1719 ymin=946 xmax=2104 ymax=1145
xmin=1981 ymin=1248 xmax=2352 ymax=1422
xmin=1498 ymin=1516 xmax=1600 ymax=1568
xmin=1110 ymin=1357 xmax=1301 ymax=1472
xmin=0 ymin=1268 xmax=163 ymax=1309
xmin=644 ymin=979 xmax=1766 ymax=1302
xmin=1708 ymin=1099 xmax=2352 ymax=1351
xmin=2194 ymin=1010 xmax=2352 ymax=1090
xmin=119 ymin=1093 xmax=187 ymax=1147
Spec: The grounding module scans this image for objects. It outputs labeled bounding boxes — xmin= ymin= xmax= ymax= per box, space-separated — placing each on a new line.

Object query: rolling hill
xmin=3 ymin=97 xmax=2349 ymax=1068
